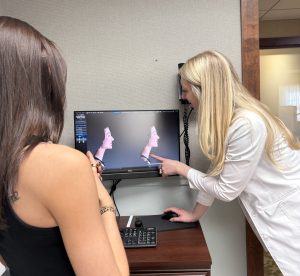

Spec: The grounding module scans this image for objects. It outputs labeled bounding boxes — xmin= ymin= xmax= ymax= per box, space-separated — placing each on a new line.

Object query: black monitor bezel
xmin=73 ymin=109 xmax=180 ymax=180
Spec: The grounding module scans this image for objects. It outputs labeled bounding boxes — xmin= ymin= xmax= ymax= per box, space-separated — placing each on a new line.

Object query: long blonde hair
xmin=180 ymin=50 xmax=300 ymax=176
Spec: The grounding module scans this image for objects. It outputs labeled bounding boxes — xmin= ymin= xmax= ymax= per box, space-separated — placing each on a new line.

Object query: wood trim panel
xmin=241 ymin=0 xmax=260 ymax=100
xmin=260 ymin=36 xmax=300 ymax=49
xmin=240 ymin=1 xmax=264 ymax=276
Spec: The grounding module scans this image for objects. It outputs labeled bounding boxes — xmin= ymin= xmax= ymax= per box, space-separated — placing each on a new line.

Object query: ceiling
xmin=259 ymin=0 xmax=300 ymax=21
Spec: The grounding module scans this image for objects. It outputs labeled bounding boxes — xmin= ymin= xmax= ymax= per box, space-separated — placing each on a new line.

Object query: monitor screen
xmin=74 ymin=110 xmax=180 ymax=180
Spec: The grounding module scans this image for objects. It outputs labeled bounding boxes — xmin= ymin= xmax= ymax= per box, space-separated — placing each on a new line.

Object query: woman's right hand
xmin=164 ymin=207 xmax=199 ymax=223
xmin=150 ymin=154 xmax=190 ymax=177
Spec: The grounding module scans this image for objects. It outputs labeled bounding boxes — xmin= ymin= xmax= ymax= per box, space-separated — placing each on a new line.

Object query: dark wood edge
xmin=260 ymin=36 xmax=300 ymax=49
xmin=241 ymin=0 xmax=264 ymax=276
xmin=241 ymin=0 xmax=260 ymax=100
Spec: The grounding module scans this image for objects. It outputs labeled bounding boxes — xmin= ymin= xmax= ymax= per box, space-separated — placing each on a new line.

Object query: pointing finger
xmin=150 ymin=153 xmax=165 ymax=161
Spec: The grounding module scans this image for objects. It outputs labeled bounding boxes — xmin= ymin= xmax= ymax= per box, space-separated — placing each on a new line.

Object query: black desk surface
xmin=124 ymin=214 xmax=197 ymax=231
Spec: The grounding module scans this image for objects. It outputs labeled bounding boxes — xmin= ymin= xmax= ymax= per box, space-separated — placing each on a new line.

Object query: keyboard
xmin=119 ymin=227 xmax=157 ymax=248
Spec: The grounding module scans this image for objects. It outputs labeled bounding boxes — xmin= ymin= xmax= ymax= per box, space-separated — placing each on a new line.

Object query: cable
xmin=112 ymin=193 xmax=120 ymax=217
xmin=183 ymin=106 xmax=192 ymax=165
xmin=109 ymin=179 xmax=121 ymax=216
xmin=179 ymin=106 xmax=193 ymax=137
xmin=182 ymin=105 xmax=192 ymax=165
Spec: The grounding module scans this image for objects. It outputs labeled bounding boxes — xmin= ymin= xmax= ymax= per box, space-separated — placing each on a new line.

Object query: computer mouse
xmin=134 ymin=218 xmax=143 ymax=228
xmin=161 ymin=211 xmax=179 ymax=220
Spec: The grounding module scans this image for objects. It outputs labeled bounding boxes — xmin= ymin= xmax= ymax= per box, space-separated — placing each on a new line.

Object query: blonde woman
xmin=151 ymin=50 xmax=300 ymax=276
xmin=0 ymin=17 xmax=128 ymax=276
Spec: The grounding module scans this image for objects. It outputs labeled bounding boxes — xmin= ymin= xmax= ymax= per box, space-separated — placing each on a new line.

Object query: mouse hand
xmin=164 ymin=207 xmax=198 ymax=223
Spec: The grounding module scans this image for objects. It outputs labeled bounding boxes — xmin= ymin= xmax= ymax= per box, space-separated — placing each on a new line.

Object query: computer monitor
xmin=74 ymin=110 xmax=180 ymax=180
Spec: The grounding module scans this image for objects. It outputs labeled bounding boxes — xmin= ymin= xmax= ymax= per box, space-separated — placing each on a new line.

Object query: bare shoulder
xmin=20 ymin=143 xmax=93 ymax=194
xmin=30 ymin=143 xmax=87 ymax=166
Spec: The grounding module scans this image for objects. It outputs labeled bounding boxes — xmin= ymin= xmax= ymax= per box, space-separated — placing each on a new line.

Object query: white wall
xmin=260 ymin=48 xmax=300 ymax=139
xmin=1 ymin=1 xmax=246 ymax=275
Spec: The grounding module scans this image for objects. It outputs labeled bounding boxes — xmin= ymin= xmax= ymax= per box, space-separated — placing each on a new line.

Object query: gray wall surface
xmin=1 ymin=1 xmax=246 ymax=275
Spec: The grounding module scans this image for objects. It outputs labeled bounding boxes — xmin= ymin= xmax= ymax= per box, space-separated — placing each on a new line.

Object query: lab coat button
xmin=226 ymin=153 xmax=233 ymax=160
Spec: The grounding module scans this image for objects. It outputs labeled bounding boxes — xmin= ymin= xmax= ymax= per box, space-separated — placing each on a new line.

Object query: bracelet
xmin=100 ymin=206 xmax=116 ymax=215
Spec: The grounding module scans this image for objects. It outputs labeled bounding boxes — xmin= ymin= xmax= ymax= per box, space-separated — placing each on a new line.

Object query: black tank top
xmin=0 ymin=198 xmax=75 ymax=276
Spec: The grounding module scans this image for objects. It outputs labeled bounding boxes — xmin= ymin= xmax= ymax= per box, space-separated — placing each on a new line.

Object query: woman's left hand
xmin=86 ymin=151 xmax=102 ymax=179
xmin=86 ymin=151 xmax=113 ymax=206
xmin=164 ymin=207 xmax=198 ymax=223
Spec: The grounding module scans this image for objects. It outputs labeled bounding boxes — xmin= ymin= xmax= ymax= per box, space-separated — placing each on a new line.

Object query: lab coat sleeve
xmin=195 ymin=188 xmax=215 ymax=206
xmin=187 ymin=114 xmax=267 ymax=203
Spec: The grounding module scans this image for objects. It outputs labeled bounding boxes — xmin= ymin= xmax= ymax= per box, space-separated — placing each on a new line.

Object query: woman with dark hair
xmin=0 ymin=16 xmax=128 ymax=276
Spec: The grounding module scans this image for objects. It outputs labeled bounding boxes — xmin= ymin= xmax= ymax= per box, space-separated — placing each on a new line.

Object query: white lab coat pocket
xmin=279 ymin=188 xmax=300 ymax=232
xmin=263 ymin=187 xmax=300 ymax=233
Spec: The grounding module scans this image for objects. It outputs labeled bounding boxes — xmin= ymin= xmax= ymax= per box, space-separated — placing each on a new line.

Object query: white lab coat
xmin=187 ymin=110 xmax=300 ymax=276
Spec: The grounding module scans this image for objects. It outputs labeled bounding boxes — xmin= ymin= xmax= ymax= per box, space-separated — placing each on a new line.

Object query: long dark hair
xmin=0 ymin=16 xmax=67 ymax=227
